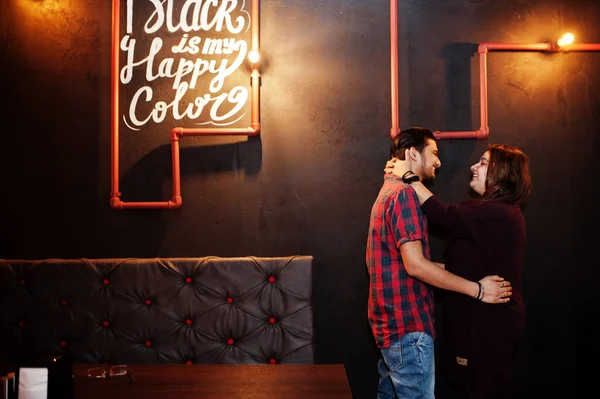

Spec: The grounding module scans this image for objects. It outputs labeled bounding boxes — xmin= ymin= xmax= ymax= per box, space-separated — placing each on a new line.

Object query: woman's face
xmin=470 ymin=151 xmax=490 ymax=195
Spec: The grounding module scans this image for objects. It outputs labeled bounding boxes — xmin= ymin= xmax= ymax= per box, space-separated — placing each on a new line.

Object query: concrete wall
xmin=1 ymin=0 xmax=598 ymax=397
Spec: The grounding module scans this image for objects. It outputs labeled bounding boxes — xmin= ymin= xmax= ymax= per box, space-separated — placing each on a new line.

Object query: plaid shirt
xmin=366 ymin=175 xmax=435 ymax=348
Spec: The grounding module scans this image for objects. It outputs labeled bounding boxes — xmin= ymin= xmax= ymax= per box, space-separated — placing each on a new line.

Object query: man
xmin=366 ymin=127 xmax=510 ymax=399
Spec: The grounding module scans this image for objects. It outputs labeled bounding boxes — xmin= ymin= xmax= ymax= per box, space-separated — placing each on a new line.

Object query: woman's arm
xmin=420 ymin=194 xmax=477 ymax=235
xmin=384 ymin=157 xmax=478 ymax=236
xmin=384 ymin=159 xmax=433 ymax=204
xmin=409 ymin=181 xmax=433 ymax=205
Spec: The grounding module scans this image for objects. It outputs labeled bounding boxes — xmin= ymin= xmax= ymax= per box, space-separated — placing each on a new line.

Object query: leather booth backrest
xmin=0 ymin=256 xmax=314 ymax=365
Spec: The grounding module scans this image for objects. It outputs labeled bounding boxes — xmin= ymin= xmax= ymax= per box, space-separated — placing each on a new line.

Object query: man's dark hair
xmin=391 ymin=127 xmax=436 ymax=159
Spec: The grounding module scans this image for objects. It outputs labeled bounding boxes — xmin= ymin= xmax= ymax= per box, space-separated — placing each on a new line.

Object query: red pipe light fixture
xmin=110 ymin=0 xmax=262 ymax=210
xmin=388 ymin=0 xmax=600 ymax=140
xmin=433 ymin=33 xmax=600 ymax=141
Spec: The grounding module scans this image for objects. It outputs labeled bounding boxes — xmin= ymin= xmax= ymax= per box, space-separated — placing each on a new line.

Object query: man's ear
xmin=408 ymin=147 xmax=418 ymax=161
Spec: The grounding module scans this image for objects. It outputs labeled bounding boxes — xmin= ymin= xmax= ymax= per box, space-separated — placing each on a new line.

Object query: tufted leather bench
xmin=0 ymin=256 xmax=314 ymax=365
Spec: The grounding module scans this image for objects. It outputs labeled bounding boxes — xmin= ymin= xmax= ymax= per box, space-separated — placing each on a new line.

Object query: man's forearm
xmin=400 ymin=241 xmax=507 ymax=303
xmin=408 ymin=257 xmax=477 ymax=298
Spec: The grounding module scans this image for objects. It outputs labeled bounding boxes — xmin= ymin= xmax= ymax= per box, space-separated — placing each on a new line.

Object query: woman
xmin=386 ymin=144 xmax=531 ymax=399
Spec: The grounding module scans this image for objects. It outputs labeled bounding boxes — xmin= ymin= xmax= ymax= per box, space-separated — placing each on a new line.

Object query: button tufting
xmin=0 ymin=256 xmax=316 ymax=366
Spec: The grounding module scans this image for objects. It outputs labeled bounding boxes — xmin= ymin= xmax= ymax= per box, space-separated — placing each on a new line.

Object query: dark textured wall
xmin=1 ymin=0 xmax=599 ymax=398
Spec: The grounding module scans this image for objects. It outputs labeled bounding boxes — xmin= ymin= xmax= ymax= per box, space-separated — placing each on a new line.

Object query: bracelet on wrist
xmin=476 ymin=282 xmax=485 ymax=301
xmin=480 ymin=283 xmax=485 ymax=301
xmin=401 ymin=171 xmax=420 ymax=184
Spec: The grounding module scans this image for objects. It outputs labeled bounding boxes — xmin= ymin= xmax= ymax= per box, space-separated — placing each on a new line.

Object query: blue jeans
xmin=377 ymin=332 xmax=435 ymax=399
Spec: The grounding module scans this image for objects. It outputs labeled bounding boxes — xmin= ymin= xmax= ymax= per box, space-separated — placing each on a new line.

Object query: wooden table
xmin=73 ymin=364 xmax=353 ymax=399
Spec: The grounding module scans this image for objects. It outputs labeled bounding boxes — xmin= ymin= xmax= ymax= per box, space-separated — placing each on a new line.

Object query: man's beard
xmin=417 ymin=163 xmax=435 ymax=180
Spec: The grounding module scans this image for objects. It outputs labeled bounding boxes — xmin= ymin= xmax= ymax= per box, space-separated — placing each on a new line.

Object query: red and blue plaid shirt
xmin=366 ymin=175 xmax=435 ymax=348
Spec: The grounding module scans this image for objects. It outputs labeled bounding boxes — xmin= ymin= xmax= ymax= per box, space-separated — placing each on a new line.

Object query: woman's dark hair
xmin=483 ymin=144 xmax=531 ymax=205
xmin=391 ymin=127 xmax=436 ymax=159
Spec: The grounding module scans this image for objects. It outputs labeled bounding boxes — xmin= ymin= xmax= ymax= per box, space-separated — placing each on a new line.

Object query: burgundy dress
xmin=421 ymin=196 xmax=526 ymax=399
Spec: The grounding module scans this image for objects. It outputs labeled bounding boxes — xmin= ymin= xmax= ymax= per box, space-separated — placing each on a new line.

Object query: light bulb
xmin=557 ymin=32 xmax=574 ymax=47
xmin=248 ymin=50 xmax=260 ymax=64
